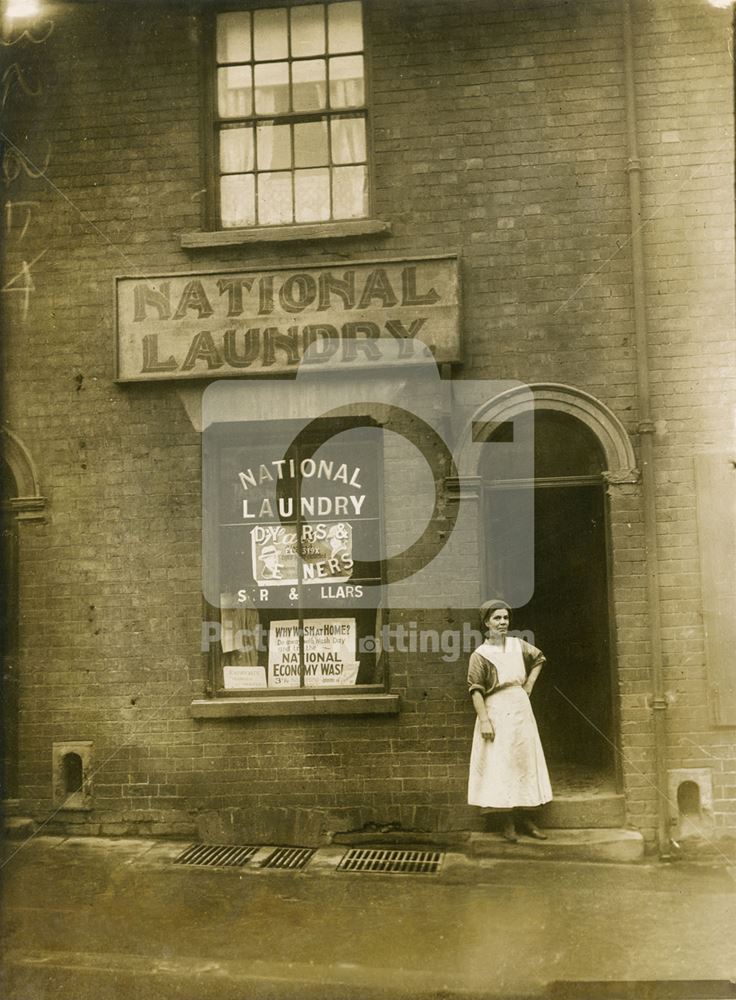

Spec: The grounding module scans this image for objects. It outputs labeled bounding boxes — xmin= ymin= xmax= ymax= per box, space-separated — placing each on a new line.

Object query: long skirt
xmin=467 ymin=685 xmax=552 ymax=809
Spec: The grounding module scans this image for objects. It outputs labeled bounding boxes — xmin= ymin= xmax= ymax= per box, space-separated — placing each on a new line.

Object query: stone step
xmin=540 ymin=793 xmax=626 ymax=829
xmin=469 ymin=828 xmax=645 ymax=863
xmin=4 ymin=816 xmax=37 ymax=840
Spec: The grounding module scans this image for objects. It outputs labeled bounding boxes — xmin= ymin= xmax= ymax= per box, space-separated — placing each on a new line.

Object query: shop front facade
xmin=2 ymin=0 xmax=735 ymax=851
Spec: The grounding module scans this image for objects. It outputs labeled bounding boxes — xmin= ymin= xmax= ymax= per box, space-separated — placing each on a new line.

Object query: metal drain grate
xmin=174 ymin=843 xmax=259 ymax=868
xmin=261 ymin=846 xmax=315 ymax=870
xmin=337 ymin=848 xmax=443 ymax=875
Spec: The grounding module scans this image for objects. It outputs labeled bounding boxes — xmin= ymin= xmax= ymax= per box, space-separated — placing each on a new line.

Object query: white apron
xmin=467 ymin=637 xmax=552 ymax=809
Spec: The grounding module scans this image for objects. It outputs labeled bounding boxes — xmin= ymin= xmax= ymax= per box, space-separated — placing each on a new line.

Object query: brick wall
xmin=2 ymin=0 xmax=733 ymax=844
xmin=631 ymin=0 xmax=736 ymax=835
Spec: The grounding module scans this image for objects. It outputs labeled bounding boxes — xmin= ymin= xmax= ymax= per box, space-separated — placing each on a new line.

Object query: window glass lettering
xmin=208 ymin=420 xmax=384 ymax=693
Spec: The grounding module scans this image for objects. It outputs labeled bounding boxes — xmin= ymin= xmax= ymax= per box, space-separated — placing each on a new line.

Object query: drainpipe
xmin=621 ymin=0 xmax=671 ymax=858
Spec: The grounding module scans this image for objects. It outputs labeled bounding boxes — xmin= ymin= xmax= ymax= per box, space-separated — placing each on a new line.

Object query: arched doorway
xmin=480 ymin=407 xmax=621 ymax=794
xmin=1 ymin=428 xmax=47 ymax=806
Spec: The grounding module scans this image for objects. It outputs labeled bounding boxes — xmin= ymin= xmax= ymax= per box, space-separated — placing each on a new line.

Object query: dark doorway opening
xmin=62 ymin=753 xmax=84 ymax=797
xmin=482 ymin=410 xmax=618 ymax=791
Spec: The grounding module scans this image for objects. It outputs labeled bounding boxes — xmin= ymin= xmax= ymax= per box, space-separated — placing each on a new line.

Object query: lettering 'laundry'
xmin=115 ymin=257 xmax=461 ymax=380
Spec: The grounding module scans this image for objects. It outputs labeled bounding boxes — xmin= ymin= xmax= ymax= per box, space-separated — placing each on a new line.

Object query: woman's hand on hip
xmin=480 ymin=719 xmax=495 ymax=741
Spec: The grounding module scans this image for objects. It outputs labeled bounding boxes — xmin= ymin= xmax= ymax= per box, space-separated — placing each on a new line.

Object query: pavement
xmin=2 ymin=834 xmax=736 ymax=1000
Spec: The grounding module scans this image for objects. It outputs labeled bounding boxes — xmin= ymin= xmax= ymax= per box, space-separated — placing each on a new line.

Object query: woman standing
xmin=467 ymin=599 xmax=552 ymax=842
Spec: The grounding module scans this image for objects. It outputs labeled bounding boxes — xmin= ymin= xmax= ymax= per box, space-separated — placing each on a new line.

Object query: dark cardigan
xmin=467 ymin=639 xmax=546 ymax=698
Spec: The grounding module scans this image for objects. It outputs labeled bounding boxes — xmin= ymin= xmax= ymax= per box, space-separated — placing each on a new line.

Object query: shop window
xmin=212 ymin=2 xmax=368 ymax=229
xmin=204 ymin=417 xmax=385 ymax=694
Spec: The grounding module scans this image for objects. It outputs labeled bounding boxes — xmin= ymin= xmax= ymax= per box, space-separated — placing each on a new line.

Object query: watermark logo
xmin=201 ymin=619 xmax=536 ymax=665
xmin=202 ymin=336 xmax=534 ymax=612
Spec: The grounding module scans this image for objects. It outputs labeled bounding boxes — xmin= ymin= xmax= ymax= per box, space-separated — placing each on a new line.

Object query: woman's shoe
xmin=500 ymin=820 xmax=518 ymax=843
xmin=521 ymin=821 xmax=547 ymax=840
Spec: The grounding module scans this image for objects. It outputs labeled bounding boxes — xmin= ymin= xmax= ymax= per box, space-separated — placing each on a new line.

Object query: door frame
xmin=482 ymin=472 xmax=622 ymax=790
xmin=1 ymin=428 xmax=47 ymax=806
xmin=458 ymin=385 xmax=638 ymax=797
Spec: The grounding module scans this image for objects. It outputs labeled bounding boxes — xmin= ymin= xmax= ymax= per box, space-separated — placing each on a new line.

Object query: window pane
xmin=292 ymin=59 xmax=327 ymax=112
xmin=218 ymin=65 xmax=253 ymax=119
xmin=290 ymin=4 xmax=325 ymax=58
xmin=330 ymin=115 xmax=365 ymax=164
xmin=216 ymin=12 xmax=251 ymax=64
xmin=332 ymin=164 xmax=367 ymax=219
xmin=256 ymin=123 xmax=291 ymax=171
xmin=220 ymin=126 xmax=254 ymax=173
xmin=253 ymin=7 xmax=288 ymax=61
xmin=328 ymin=2 xmax=363 ymax=53
xmin=295 ymin=168 xmax=330 ymax=222
xmin=220 ymin=174 xmax=256 ymax=228
xmin=294 ymin=120 xmax=329 ymax=167
xmin=254 ymin=62 xmax=290 ymax=115
xmin=258 ymin=171 xmax=293 ymax=225
xmin=329 ymin=55 xmax=364 ymax=108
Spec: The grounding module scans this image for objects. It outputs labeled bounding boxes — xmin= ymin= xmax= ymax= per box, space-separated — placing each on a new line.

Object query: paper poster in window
xmin=303 ymin=618 xmax=357 ymax=686
xmin=251 ymin=525 xmax=299 ymax=586
xmin=252 ymin=522 xmax=354 ymax=587
xmin=301 ymin=522 xmax=353 ymax=585
xmin=267 ymin=618 xmax=359 ymax=688
xmin=267 ymin=620 xmax=302 ymax=688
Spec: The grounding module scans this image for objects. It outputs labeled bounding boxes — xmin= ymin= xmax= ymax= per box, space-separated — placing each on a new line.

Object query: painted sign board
xmin=115 ymin=256 xmax=460 ymax=381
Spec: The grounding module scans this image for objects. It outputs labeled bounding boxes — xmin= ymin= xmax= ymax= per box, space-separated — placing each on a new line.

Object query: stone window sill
xmin=190 ymin=693 xmax=400 ymax=718
xmin=180 ymin=219 xmax=391 ymax=249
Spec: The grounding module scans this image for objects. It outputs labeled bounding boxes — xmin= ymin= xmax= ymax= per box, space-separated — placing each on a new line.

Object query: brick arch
xmin=458 ymin=382 xmax=639 ymax=482
xmin=1 ymin=427 xmax=46 ymax=522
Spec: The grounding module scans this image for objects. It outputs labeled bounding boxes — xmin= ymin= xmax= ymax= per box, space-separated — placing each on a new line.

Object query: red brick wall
xmin=2 ymin=0 xmax=733 ymax=843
